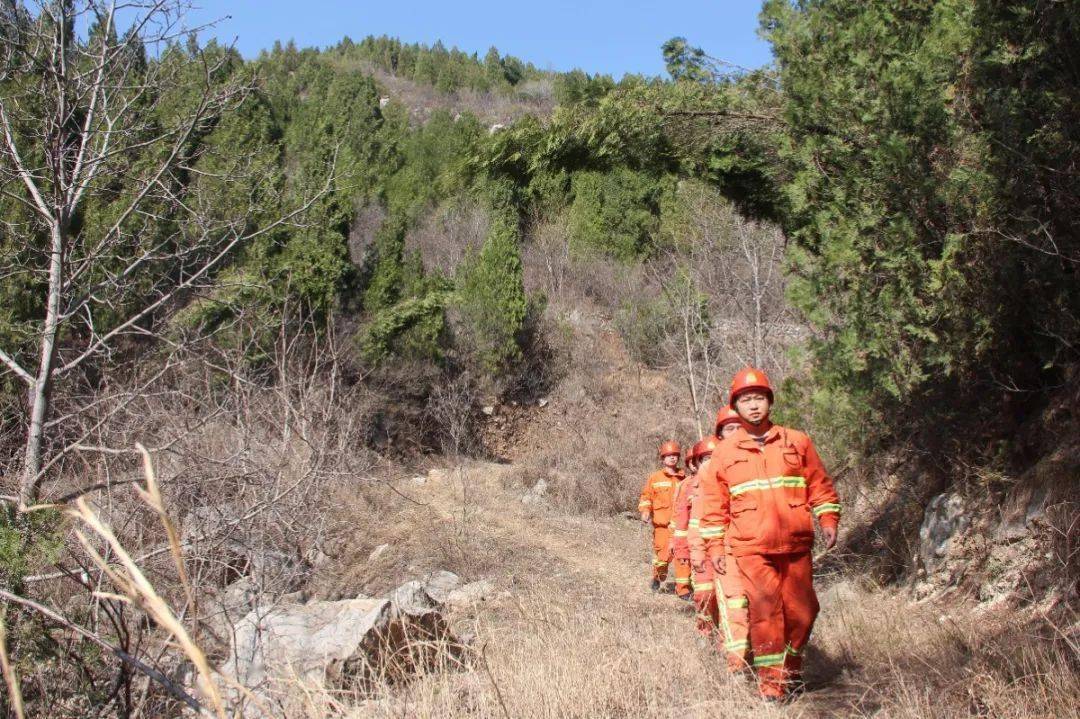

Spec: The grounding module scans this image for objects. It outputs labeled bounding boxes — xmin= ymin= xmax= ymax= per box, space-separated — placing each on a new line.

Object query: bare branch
xmin=0 ymin=589 xmax=208 ymax=715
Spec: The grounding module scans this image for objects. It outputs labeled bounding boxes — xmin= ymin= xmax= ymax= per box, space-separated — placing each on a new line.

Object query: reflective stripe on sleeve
xmin=699 ymin=526 xmax=725 ymax=539
xmin=813 ymin=503 xmax=842 ymax=517
xmin=673 ymin=529 xmax=688 ymax=538
xmin=726 ymin=597 xmax=748 ymax=609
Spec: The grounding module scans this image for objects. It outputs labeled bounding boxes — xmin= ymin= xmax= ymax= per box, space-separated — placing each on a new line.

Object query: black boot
xmin=650 ymin=579 xmax=661 ymax=592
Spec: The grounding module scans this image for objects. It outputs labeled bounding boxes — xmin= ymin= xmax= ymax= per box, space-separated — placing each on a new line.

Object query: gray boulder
xmin=217 ymin=576 xmax=463 ymax=716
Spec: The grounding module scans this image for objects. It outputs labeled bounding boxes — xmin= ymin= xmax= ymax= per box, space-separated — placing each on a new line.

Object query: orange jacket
xmin=671 ymin=471 xmax=697 ymax=559
xmin=692 ymin=425 xmax=840 ymax=558
xmin=686 ymin=459 xmax=710 ymax=565
xmin=638 ymin=468 xmax=684 ymax=527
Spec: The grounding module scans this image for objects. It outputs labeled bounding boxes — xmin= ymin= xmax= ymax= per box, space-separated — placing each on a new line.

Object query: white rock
xmin=521 ymin=478 xmax=548 ymax=506
xmin=218 ymin=578 xmax=458 ymax=716
xmin=445 ymin=579 xmax=496 ymax=608
xmin=368 ymin=543 xmax=390 ymax=562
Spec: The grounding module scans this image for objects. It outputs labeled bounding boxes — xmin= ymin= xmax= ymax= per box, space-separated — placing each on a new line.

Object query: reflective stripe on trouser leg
xmin=673 ymin=557 xmax=693 ymax=596
xmin=652 ymin=526 xmax=673 ymax=581
xmin=691 ymin=560 xmax=716 ymax=635
xmin=779 ymin=552 xmax=818 ymax=682
xmin=694 ymin=590 xmax=717 ymax=637
xmin=734 ymin=553 xmax=787 ymax=698
xmin=717 ymin=553 xmax=750 ymax=669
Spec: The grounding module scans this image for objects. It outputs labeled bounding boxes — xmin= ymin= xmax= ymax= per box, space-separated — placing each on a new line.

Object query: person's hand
xmin=711 ymin=556 xmax=726 ymax=575
xmin=821 ymin=525 xmax=837 ymax=550
xmin=640 ymin=512 xmax=651 ymax=524
xmin=691 ymin=560 xmax=706 ymax=574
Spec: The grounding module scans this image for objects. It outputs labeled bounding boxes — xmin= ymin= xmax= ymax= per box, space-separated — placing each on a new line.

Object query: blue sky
xmin=180 ymin=1 xmax=774 ymax=78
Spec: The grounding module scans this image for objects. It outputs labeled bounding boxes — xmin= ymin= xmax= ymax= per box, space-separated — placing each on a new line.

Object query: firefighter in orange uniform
xmin=694 ymin=368 xmax=841 ymax=701
xmin=689 ymin=409 xmax=750 ymax=669
xmin=691 ymin=408 xmax=751 ymax=673
xmin=681 ymin=435 xmax=718 ymax=637
xmin=669 ymin=446 xmax=697 ymax=601
xmin=638 ymin=440 xmax=685 ymax=591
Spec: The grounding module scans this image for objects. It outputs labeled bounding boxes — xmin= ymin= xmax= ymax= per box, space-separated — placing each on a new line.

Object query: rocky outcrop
xmin=215 ymin=572 xmax=491 ymax=716
xmin=912 ymin=443 xmax=1076 ymax=608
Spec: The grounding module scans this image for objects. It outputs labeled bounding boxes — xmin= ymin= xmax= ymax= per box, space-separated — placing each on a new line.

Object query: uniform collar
xmin=734 ymin=424 xmax=782 ymax=450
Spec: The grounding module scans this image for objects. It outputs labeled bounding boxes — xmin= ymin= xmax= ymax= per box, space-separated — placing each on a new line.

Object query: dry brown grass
xmin=287 ymin=463 xmax=1080 ymax=718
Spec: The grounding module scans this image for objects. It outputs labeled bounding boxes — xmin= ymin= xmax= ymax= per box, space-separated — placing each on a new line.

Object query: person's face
xmin=734 ymin=391 xmax=771 ymax=426
xmin=720 ymin=422 xmax=740 ymax=439
xmin=686 ymin=459 xmax=697 ymax=474
xmin=662 ymin=453 xmax=679 ymax=469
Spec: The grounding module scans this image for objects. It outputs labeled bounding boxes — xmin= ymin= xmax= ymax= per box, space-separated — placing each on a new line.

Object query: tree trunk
xmin=20 ymin=221 xmax=64 ymax=509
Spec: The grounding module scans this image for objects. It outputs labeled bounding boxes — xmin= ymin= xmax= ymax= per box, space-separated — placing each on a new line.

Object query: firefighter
xmin=689 ymin=409 xmax=750 ymax=671
xmin=638 ymin=440 xmax=685 ymax=591
xmin=669 ymin=447 xmax=697 ymax=601
xmin=694 ymin=368 xmax=841 ymax=701
xmin=712 ymin=406 xmax=752 ymax=672
xmin=683 ymin=435 xmax=720 ymax=638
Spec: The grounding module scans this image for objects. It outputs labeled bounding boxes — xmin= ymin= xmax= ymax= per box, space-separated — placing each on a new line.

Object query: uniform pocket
xmin=782 ymin=448 xmax=802 ymax=470
xmin=787 ymin=500 xmax=814 ymax=538
xmin=730 ymin=496 xmax=759 ymax=543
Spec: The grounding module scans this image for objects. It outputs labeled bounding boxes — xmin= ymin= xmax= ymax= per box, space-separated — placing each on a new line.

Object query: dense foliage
xmin=761 ymin=0 xmax=1078 ymax=450
xmin=2 ymin=5 xmax=1074 ymax=463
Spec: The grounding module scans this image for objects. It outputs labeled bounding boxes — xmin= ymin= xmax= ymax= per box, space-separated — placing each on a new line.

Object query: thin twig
xmin=0 ymin=589 xmax=204 ymax=715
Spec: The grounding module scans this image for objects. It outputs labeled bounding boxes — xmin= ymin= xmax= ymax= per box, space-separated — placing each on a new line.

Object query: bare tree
xmin=654 ymin=181 xmax=801 ymax=434
xmin=0 ymin=2 xmax=329 ymax=508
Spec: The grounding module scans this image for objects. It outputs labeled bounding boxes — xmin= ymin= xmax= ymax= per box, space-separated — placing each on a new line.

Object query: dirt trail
xmin=367 ymin=461 xmax=862 ymax=718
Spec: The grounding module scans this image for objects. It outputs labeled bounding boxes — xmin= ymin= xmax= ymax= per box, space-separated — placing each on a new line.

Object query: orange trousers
xmin=691 ymin=562 xmax=717 ymax=638
xmin=716 ymin=553 xmax=751 ymax=672
xmin=735 ymin=552 xmax=818 ymax=698
xmin=672 ymin=557 xmax=693 ymax=597
xmin=651 ymin=525 xmax=673 ymax=581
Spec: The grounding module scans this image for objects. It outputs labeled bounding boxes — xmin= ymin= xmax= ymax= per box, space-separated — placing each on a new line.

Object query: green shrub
xmin=567 ymin=169 xmax=671 ymax=260
xmin=454 ymin=205 xmax=530 ymax=375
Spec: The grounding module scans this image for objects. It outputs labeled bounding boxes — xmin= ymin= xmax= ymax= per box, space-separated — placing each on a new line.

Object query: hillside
xmin=1 ymin=2 xmax=1078 ymax=717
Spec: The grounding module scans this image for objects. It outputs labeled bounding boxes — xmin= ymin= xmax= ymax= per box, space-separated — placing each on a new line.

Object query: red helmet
xmin=728 ymin=367 xmax=774 ymax=407
xmin=714 ymin=406 xmax=741 ymax=435
xmin=684 ymin=448 xmax=694 ymax=467
xmin=658 ymin=440 xmax=681 ymax=458
xmin=694 ymin=435 xmax=720 ymax=461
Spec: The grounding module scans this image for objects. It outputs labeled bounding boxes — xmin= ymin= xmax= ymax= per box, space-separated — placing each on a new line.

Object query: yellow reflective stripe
xmin=639 ymin=500 xmax=653 ymax=506
xmin=725 ymin=640 xmax=749 ymax=652
xmin=673 ymin=529 xmax=688 ymax=537
xmin=699 ymin=527 xmax=725 ymax=539
xmin=813 ymin=503 xmax=842 ymax=517
xmin=674 ymin=577 xmax=691 ymax=584
xmin=729 ymin=476 xmax=806 ymax=496
xmin=726 ymin=597 xmax=748 ymax=609
xmin=687 ymin=518 xmax=700 ymax=528
xmin=785 ymin=643 xmax=801 ymax=656
xmin=653 ymin=560 xmax=668 ymax=566
xmin=753 ymin=652 xmax=786 ymax=667
xmin=693 ymin=582 xmax=713 ymax=592
xmin=653 ymin=481 xmax=673 ymax=488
